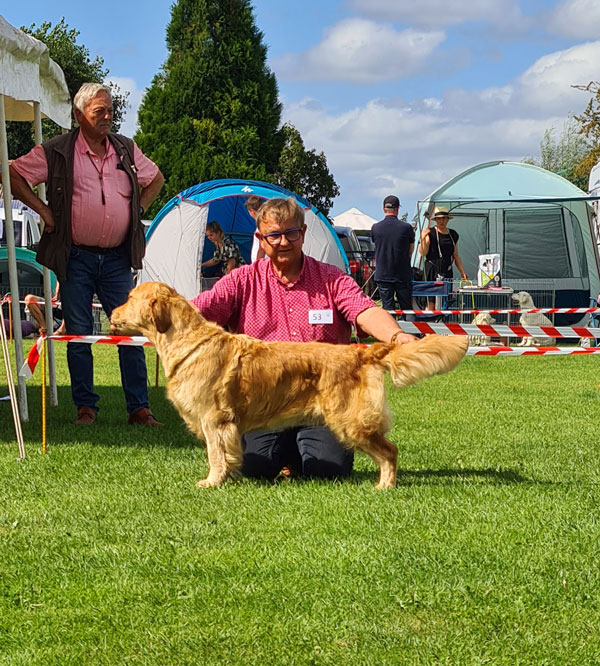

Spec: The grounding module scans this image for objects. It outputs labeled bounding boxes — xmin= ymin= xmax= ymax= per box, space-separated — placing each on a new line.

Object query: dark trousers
xmin=60 ymin=245 xmax=149 ymax=414
xmin=376 ymin=280 xmax=412 ymax=313
xmin=242 ymin=426 xmax=354 ymax=480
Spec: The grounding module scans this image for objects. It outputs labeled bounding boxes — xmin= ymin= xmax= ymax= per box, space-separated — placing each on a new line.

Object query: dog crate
xmin=451 ymin=280 xmax=555 ymax=325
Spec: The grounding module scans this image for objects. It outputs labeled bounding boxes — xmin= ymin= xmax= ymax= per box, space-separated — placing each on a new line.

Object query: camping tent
xmin=332 ymin=207 xmax=378 ymax=231
xmin=0 ymin=14 xmax=71 ymax=419
xmin=416 ymin=161 xmax=600 ymax=321
xmin=140 ymin=179 xmax=348 ymax=299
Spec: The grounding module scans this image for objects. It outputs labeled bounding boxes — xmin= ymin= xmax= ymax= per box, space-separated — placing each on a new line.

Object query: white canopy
xmin=0 ymin=15 xmax=71 ymax=127
xmin=589 ymin=161 xmax=600 ymax=196
xmin=0 ymin=14 xmax=71 ymax=425
xmin=332 ymin=207 xmax=378 ymax=231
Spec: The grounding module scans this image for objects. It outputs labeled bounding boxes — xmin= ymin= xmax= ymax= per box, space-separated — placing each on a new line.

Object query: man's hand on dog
xmin=392 ymin=332 xmax=417 ymax=344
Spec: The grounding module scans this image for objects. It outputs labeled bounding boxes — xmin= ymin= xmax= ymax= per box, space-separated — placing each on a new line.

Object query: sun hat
xmin=431 ymin=206 xmax=453 ymax=219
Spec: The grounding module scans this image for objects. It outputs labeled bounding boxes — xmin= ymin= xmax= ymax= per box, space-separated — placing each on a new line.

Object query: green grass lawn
xmin=2 ymin=343 xmax=600 ymax=664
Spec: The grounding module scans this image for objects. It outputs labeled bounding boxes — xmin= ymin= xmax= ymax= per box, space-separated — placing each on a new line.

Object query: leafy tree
xmin=274 ymin=123 xmax=340 ymax=216
xmin=522 ymin=116 xmax=590 ymax=190
xmin=135 ymin=0 xmax=282 ymax=214
xmin=572 ymin=81 xmax=600 ymax=189
xmin=7 ymin=18 xmax=129 ymax=158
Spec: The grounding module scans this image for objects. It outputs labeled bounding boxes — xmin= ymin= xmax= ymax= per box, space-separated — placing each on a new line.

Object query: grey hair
xmin=73 ymin=83 xmax=112 ymax=112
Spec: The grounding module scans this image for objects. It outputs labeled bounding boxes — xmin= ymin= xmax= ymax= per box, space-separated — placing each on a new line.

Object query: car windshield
xmin=0 ymin=220 xmax=22 ymax=247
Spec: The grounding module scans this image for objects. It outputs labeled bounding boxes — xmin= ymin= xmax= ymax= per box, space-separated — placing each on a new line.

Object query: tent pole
xmin=33 ymin=103 xmax=57 ymax=406
xmin=0 ymin=93 xmax=29 ymax=421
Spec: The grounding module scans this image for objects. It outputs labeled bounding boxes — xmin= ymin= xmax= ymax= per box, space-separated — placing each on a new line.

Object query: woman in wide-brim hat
xmin=419 ymin=206 xmax=468 ymax=308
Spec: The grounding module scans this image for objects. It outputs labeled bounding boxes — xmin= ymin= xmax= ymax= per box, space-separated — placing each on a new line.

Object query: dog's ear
xmin=150 ymin=297 xmax=172 ymax=334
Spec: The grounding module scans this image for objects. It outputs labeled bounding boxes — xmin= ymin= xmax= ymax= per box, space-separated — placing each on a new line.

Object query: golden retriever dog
xmin=512 ymin=291 xmax=556 ymax=346
xmin=468 ymin=312 xmax=496 ymax=346
xmin=111 ymin=282 xmax=468 ymax=489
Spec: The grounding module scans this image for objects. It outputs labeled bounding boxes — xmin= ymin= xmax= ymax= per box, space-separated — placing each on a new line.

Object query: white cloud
xmin=282 ymin=41 xmax=600 ymax=214
xmin=346 ymin=0 xmax=527 ymax=30
xmin=272 ymin=19 xmax=445 ymax=83
xmin=514 ymin=42 xmax=600 ymax=115
xmin=106 ymin=76 xmax=145 ymax=138
xmin=546 ymin=0 xmax=600 ymax=39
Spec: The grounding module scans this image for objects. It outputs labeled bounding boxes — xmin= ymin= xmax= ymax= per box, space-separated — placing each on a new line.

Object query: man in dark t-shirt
xmin=370 ymin=195 xmax=415 ymax=314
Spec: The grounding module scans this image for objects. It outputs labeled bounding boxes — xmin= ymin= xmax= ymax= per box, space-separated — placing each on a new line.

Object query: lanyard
xmin=87 ymin=152 xmax=107 ymax=205
xmin=434 ymin=227 xmax=456 ymax=263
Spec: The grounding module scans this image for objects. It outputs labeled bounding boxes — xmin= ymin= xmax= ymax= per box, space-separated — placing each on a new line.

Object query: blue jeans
xmin=377 ymin=280 xmax=412 ymax=314
xmin=242 ymin=426 xmax=354 ymax=479
xmin=60 ymin=245 xmax=149 ymax=414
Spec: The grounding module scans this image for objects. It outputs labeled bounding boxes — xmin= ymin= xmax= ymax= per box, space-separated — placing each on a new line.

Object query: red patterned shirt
xmin=12 ymin=132 xmax=159 ymax=248
xmin=191 ymin=255 xmax=376 ymax=343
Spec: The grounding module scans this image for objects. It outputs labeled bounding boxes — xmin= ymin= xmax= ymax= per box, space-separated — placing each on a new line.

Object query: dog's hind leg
xmin=358 ymin=434 xmax=398 ymax=489
xmin=197 ymin=419 xmax=243 ymax=488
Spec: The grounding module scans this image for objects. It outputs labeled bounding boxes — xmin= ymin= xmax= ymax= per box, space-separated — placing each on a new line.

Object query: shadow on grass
xmin=1 ymin=385 xmax=200 ymax=450
xmin=2 ymin=386 xmax=529 ymax=483
xmin=346 ymin=467 xmax=529 ymax=487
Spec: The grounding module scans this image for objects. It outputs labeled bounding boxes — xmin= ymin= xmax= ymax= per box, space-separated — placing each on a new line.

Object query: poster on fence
xmin=477 ymin=253 xmax=501 ymax=288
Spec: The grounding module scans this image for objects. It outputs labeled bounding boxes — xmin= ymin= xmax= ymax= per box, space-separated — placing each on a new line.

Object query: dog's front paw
xmin=197 ymin=477 xmax=225 ymax=488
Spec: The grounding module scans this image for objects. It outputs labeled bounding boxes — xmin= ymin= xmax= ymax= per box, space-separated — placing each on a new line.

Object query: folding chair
xmin=410 ymin=280 xmax=451 ymax=323
xmin=586 ymin=295 xmax=600 ymax=346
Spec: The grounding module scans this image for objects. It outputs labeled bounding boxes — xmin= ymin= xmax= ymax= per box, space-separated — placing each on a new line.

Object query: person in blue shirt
xmin=370 ymin=195 xmax=415 ymax=314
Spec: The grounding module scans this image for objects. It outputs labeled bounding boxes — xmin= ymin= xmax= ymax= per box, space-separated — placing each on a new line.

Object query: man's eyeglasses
xmin=261 ymin=227 xmax=303 ymax=246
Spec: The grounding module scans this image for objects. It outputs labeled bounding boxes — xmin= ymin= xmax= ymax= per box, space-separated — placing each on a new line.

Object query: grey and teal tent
xmin=139 ymin=179 xmax=347 ymax=299
xmin=416 ymin=161 xmax=600 ymax=320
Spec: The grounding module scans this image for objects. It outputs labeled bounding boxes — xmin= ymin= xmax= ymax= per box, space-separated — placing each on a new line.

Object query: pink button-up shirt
xmin=12 ymin=131 xmax=159 ymax=247
xmin=192 ymin=255 xmax=376 ymax=344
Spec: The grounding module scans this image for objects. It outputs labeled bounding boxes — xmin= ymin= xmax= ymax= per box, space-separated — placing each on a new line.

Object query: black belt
xmin=75 ymin=244 xmax=118 ymax=254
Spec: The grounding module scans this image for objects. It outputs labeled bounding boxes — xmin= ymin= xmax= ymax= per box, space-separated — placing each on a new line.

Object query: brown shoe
xmin=128 ymin=407 xmax=163 ymax=427
xmin=74 ymin=406 xmax=97 ymax=425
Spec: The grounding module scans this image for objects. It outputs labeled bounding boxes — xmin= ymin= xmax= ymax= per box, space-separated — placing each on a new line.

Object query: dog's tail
xmin=364 ymin=334 xmax=468 ymax=388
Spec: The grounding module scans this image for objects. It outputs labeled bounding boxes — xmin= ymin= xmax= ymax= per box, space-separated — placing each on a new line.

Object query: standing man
xmin=192 ymin=197 xmax=415 ymax=482
xmin=244 ymin=195 xmax=265 ymax=262
xmin=10 ymin=83 xmax=164 ymax=426
xmin=371 ymin=195 xmax=415 ymax=315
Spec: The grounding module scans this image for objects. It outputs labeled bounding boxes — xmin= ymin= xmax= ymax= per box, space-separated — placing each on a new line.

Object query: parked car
xmin=357 ymin=235 xmax=376 ymax=295
xmin=333 ymin=225 xmax=369 ymax=288
xmin=356 ymin=235 xmax=374 ymax=260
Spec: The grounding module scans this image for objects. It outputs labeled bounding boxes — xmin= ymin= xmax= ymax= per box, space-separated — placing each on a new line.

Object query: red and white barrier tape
xmin=1 ymin=295 xmax=102 ymax=308
xmin=389 ymin=307 xmax=600 ymax=316
xmin=467 ymin=346 xmax=600 ymax=356
xmin=19 ymin=334 xmax=152 ymax=378
xmin=44 ymin=334 xmax=153 ymax=346
xmin=19 ymin=332 xmax=600 ymax=379
xmin=395 ymin=321 xmax=600 ymax=338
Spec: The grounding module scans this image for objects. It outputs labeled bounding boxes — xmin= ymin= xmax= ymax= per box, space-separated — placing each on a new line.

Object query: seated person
xmin=192 ymin=197 xmax=415 ymax=481
xmin=2 ymin=317 xmax=37 ymax=339
xmin=24 ymin=283 xmax=65 ymax=335
xmin=201 ymin=221 xmax=245 ymax=277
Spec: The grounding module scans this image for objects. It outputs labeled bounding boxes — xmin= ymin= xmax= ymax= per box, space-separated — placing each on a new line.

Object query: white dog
xmin=468 ymin=312 xmax=496 ymax=346
xmin=512 ymin=291 xmax=556 ymax=346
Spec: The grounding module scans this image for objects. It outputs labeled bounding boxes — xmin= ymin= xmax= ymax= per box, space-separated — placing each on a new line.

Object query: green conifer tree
xmin=135 ymin=0 xmax=282 ymax=212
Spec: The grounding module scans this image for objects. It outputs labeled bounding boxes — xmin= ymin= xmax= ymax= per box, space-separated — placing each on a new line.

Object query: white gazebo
xmin=332 ymin=207 xmax=378 ymax=231
xmin=0 ymin=14 xmax=71 ymax=433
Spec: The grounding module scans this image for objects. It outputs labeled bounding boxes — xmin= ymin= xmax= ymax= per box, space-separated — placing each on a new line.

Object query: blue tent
xmin=140 ymin=179 xmax=347 ymax=298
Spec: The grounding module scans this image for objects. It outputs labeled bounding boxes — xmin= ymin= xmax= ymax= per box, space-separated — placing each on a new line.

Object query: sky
xmin=4 ymin=0 xmax=600 ymax=220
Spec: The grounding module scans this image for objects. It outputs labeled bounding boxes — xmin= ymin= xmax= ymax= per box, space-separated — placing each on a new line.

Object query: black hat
xmin=383 ymin=195 xmax=400 ymax=210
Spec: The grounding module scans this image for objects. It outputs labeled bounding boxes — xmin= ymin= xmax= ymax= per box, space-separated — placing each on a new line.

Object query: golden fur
xmin=111 ymin=282 xmax=468 ymax=489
